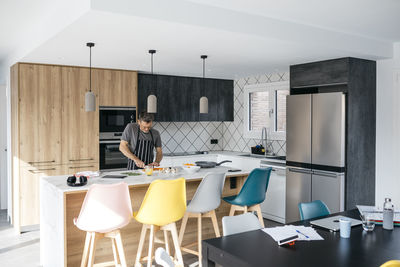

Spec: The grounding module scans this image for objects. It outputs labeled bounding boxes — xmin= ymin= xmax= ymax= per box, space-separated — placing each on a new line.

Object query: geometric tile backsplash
xmin=153 ymin=71 xmax=289 ymax=155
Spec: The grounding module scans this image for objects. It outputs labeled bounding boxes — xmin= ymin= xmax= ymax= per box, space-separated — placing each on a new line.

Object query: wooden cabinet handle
xmin=28 ymin=160 xmax=55 ymax=164
xmin=69 ymin=158 xmax=94 ymax=162
xmin=69 ymin=166 xmax=95 ymax=169
xmin=29 ymin=168 xmax=56 ymax=174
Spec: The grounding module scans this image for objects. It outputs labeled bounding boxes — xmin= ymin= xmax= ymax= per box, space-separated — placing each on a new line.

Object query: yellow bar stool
xmin=134 ymin=178 xmax=186 ymax=267
xmin=178 ymin=172 xmax=226 ymax=266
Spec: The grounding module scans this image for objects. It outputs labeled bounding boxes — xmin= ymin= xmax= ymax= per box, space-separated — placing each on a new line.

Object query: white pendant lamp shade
xmin=147 ymin=94 xmax=157 ymax=113
xmin=85 ymin=42 xmax=96 ymax=112
xmin=199 ymin=96 xmax=208 ymax=114
xmin=147 ymin=49 xmax=157 ymax=114
xmin=200 ymin=55 xmax=209 ymax=114
xmin=85 ymin=91 xmax=96 ymax=112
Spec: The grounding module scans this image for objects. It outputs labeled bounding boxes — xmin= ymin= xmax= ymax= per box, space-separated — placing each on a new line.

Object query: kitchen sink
xmin=241 ymin=154 xmax=286 ymax=161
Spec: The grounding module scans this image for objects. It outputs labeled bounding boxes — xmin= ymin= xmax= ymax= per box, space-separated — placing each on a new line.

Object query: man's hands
xmin=134 ymin=159 xmax=145 ymax=168
xmin=149 ymin=162 xmax=160 ymax=167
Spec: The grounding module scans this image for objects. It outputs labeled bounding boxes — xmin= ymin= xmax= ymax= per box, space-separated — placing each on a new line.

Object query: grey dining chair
xmin=178 ymin=172 xmax=226 ymax=266
xmin=222 ymin=212 xmax=262 ymax=236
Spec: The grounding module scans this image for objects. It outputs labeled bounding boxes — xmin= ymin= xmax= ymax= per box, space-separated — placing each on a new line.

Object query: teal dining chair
xmin=223 ymin=168 xmax=272 ymax=227
xmin=298 ymin=200 xmax=330 ymax=220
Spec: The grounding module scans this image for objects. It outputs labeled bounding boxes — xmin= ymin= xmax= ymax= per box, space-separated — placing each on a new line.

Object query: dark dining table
xmin=202 ymin=209 xmax=400 ymax=267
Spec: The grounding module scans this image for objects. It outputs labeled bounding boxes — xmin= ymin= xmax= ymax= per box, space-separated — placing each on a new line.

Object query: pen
xmin=296 ymin=230 xmax=309 ymax=239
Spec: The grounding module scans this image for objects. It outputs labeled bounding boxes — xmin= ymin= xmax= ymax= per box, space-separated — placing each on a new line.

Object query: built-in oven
xmin=99 ymin=139 xmax=128 ymax=170
xmin=100 ymin=106 xmax=136 ymax=133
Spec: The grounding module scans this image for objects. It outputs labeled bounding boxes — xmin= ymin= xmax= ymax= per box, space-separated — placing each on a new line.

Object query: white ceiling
xmin=0 ymin=0 xmax=399 ymax=81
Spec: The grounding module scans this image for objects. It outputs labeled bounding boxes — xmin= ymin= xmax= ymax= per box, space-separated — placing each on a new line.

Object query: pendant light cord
xmin=151 ymin=52 xmax=153 ymax=74
xmin=89 ymin=46 xmax=92 ymax=92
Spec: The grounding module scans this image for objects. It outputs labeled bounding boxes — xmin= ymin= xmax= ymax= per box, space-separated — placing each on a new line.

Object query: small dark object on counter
xmin=67 ymin=175 xmax=87 ymax=187
xmin=228 ymin=169 xmax=241 ymax=172
xmin=251 ymin=145 xmax=265 ymax=155
xmin=102 ymin=175 xmax=127 ymax=179
xmin=195 ymin=160 xmax=232 ymax=168
xmin=121 ymin=172 xmax=142 ymax=176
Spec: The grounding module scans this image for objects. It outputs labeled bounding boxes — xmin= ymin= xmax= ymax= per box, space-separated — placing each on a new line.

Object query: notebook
xmin=310 ymin=215 xmax=362 ymax=231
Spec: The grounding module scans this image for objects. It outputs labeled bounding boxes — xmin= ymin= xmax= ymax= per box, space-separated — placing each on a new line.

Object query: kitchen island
xmin=40 ymin=166 xmax=250 ymax=267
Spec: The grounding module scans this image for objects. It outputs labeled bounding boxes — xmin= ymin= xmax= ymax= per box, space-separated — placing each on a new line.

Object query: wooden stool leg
xmin=253 ymin=204 xmax=265 ymax=228
xmin=147 ymin=225 xmax=156 ymax=267
xmin=178 ymin=213 xmax=189 ymax=246
xmin=164 ymin=230 xmax=170 ymax=255
xmin=111 ymin=238 xmax=120 ymax=266
xmin=135 ymin=225 xmax=148 ymax=267
xmin=210 ymin=210 xmax=221 ymax=237
xmin=243 ymin=205 xmax=248 ymax=213
xmin=229 ymin=205 xmax=236 ymax=216
xmin=168 ymin=223 xmax=184 ymax=267
xmin=80 ymin=232 xmax=92 ymax=267
xmin=87 ymin=232 xmax=98 ymax=267
xmin=115 ymin=230 xmax=127 ymax=267
xmin=197 ymin=214 xmax=202 ymax=267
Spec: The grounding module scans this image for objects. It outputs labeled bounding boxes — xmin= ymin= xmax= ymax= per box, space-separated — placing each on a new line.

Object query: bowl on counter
xmin=182 ymin=165 xmax=201 ymax=174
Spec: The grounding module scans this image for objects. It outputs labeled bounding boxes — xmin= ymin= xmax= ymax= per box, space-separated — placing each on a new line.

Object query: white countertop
xmin=43 ymin=166 xmax=250 ymax=194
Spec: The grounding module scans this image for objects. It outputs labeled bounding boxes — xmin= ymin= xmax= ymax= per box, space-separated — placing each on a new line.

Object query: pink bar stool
xmin=74 ymin=182 xmax=133 ymax=267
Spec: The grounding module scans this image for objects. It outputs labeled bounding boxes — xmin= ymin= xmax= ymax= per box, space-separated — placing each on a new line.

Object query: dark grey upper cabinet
xmin=217 ymin=80 xmax=234 ymax=121
xmin=138 ymin=74 xmax=233 ymax=122
xmin=290 ymin=58 xmax=349 ymax=88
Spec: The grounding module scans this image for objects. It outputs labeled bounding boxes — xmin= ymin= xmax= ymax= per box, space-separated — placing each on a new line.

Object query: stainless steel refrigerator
xmin=285 ymin=92 xmax=345 ymax=223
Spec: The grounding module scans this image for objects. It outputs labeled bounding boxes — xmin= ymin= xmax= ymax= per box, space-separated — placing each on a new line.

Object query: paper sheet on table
xmin=263 ymin=225 xmax=324 ymax=242
xmin=357 ymin=205 xmax=400 ymax=223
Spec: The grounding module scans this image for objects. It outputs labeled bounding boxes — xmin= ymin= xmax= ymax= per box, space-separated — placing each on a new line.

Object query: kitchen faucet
xmin=261 ymin=127 xmax=268 ymax=156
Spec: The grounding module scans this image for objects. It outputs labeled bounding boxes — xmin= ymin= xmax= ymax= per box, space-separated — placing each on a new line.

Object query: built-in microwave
xmin=99 ymin=106 xmax=136 ymax=133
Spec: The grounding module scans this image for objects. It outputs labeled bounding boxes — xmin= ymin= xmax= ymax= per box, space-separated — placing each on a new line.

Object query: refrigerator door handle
xmin=288 ymin=168 xmax=312 ymax=174
xmin=312 ymin=170 xmax=342 ymax=178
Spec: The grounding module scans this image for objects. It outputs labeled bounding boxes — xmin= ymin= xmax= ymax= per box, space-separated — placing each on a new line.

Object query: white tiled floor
xmin=0 ymin=210 xmax=40 ymax=267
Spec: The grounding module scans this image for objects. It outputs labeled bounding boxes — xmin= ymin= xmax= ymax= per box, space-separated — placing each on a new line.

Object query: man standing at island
xmin=119 ymin=111 xmax=163 ymax=170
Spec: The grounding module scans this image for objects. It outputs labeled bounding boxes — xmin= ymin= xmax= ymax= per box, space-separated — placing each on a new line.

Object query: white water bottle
xmin=383 ymin=198 xmax=394 ymax=230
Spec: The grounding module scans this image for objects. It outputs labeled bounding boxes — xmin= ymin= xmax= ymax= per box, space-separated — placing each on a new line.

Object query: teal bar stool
xmin=223 ymin=168 xmax=272 ymax=227
xmin=298 ymin=200 xmax=330 ymax=220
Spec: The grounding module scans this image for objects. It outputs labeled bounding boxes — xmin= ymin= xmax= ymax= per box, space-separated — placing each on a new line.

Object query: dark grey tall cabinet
xmin=290 ymin=57 xmax=376 ymax=209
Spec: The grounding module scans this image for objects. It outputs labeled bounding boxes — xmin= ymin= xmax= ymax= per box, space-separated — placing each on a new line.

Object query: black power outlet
xmin=211 ymin=139 xmax=218 ymax=144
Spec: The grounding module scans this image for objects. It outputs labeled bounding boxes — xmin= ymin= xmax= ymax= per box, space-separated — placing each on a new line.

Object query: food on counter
xmin=161 ymin=167 xmax=178 ymax=174
xmin=183 ymin=163 xmax=195 ymax=166
xmin=145 ymin=166 xmax=154 ymax=176
xmin=182 ymin=165 xmax=201 ymax=174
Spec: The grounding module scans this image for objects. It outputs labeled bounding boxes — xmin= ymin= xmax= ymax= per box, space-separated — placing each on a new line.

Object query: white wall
xmin=376 ymin=43 xmax=400 ymax=208
xmin=0 ymin=84 xmax=7 ymax=210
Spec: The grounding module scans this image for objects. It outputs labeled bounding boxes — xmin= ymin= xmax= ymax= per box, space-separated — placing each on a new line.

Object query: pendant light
xmin=147 ymin=50 xmax=157 ymax=113
xmin=85 ymin=42 xmax=96 ymax=112
xmin=199 ymin=55 xmax=208 ymax=114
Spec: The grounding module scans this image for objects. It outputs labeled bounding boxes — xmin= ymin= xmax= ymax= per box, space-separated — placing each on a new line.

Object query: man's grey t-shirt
xmin=121 ymin=123 xmax=162 ymax=153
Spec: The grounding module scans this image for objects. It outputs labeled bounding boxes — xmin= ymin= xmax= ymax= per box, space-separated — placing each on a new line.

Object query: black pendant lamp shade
xmin=85 ymin=42 xmax=96 ymax=112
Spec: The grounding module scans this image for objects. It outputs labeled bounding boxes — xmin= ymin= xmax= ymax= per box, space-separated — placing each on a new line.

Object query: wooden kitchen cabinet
xmin=19 ymin=165 xmax=63 ymax=226
xmin=18 ymin=64 xmax=62 ymax=166
xmin=61 ymin=66 xmax=99 ymax=164
xmin=63 ymin=163 xmax=99 ymax=175
xmin=11 ymin=63 xmax=137 ymax=231
xmin=95 ymin=69 xmax=138 ymax=107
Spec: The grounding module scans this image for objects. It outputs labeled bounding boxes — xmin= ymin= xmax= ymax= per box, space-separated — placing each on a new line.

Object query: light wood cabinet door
xmin=19 ymin=165 xmax=63 ymax=226
xmin=61 ymin=67 xmax=99 ymax=164
xmin=63 ymin=163 xmax=99 ymax=175
xmin=96 ymin=69 xmax=138 ymax=107
xmin=18 ymin=64 xmax=62 ymax=166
